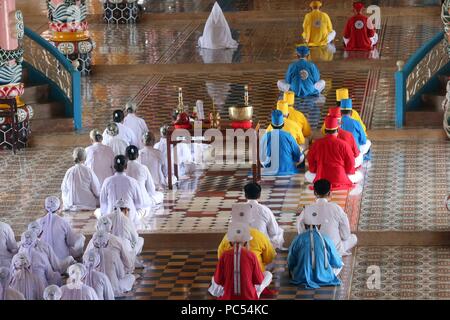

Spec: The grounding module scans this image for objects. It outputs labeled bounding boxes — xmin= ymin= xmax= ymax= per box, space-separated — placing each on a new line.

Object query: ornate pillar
xmin=442 ymin=0 xmax=450 ymax=56
xmin=0 ymin=0 xmax=32 ymax=150
xmin=45 ymin=0 xmax=95 ymax=75
xmin=103 ymin=0 xmax=144 ymax=24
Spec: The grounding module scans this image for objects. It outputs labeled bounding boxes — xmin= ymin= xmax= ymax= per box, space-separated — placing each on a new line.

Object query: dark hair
xmin=244 ymin=182 xmax=262 ymax=200
xmin=325 ymin=128 xmax=338 ymax=135
xmin=314 ymin=179 xmax=331 ymax=196
xmin=126 ymin=145 xmax=139 ymax=161
xmin=341 ymin=109 xmax=352 ymax=115
xmin=114 ymin=155 xmax=127 ymax=172
xmin=336 ymin=101 xmax=341 ymax=106
xmin=113 ymin=110 xmax=125 ymax=123
xmin=272 ymin=123 xmax=284 ymax=130
xmin=126 ymin=107 xmax=134 ymax=114
xmin=94 ymin=133 xmax=102 ymax=142
xmin=143 ymin=131 xmax=155 ymax=146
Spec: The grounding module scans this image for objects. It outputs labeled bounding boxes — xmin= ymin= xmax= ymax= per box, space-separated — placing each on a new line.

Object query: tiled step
xmin=22 ymin=84 xmax=50 ymax=103
xmin=30 ymin=117 xmax=74 ymax=134
xmin=406 ymin=93 xmax=445 ymax=128
xmin=31 ymin=101 xmax=65 ymax=120
xmin=405 ymin=110 xmax=444 ymax=127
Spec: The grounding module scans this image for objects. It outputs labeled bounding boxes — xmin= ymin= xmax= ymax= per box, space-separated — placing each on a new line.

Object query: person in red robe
xmin=305 ymin=117 xmax=362 ymax=190
xmin=209 ymin=223 xmax=272 ymax=300
xmin=328 ymin=107 xmax=363 ymax=168
xmin=343 ymin=2 xmax=378 ymax=51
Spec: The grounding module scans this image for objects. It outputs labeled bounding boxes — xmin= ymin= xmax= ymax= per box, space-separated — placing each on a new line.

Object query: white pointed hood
xmin=198 ymin=2 xmax=238 ymax=49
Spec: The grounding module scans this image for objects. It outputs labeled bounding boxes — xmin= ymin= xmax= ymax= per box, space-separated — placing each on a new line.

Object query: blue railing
xmin=395 ymin=31 xmax=445 ymax=128
xmin=23 ymin=27 xmax=82 ymax=130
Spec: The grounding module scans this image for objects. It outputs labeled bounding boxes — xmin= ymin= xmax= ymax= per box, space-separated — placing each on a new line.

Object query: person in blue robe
xmin=340 ymin=99 xmax=371 ymax=160
xmin=260 ymin=110 xmax=304 ymax=176
xmin=277 ymin=45 xmax=326 ymax=98
xmin=287 ymin=224 xmax=343 ymax=289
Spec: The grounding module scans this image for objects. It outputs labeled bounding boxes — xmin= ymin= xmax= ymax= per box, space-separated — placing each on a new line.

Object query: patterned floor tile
xmin=358 ymin=141 xmax=450 ymax=231
xmin=350 ymin=246 xmax=450 ymax=300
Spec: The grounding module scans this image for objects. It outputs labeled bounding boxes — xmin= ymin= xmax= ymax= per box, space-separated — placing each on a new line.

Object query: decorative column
xmin=0 ymin=0 xmax=32 ymax=150
xmin=102 ymin=0 xmax=144 ymax=24
xmin=46 ymin=0 xmax=95 ymax=75
xmin=442 ymin=0 xmax=450 ymax=56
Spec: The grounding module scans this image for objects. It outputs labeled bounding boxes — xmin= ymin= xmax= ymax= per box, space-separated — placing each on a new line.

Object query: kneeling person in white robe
xmin=103 ymin=122 xmax=129 ymax=157
xmin=19 ymin=230 xmax=66 ymax=287
xmin=94 ymin=215 xmax=138 ymax=270
xmin=123 ymin=102 xmax=148 ymax=150
xmin=60 ymin=264 xmax=98 ymax=300
xmin=9 ymin=253 xmax=46 ymax=300
xmin=244 ymin=182 xmax=285 ymax=250
xmin=0 ymin=267 xmax=25 ymax=300
xmin=34 ymin=196 xmax=85 ymax=260
xmin=140 ymin=131 xmax=167 ymax=190
xmin=83 ymin=250 xmax=115 ymax=300
xmin=0 ymin=221 xmax=18 ymax=268
xmin=85 ymin=129 xmax=115 ymax=186
xmin=105 ymin=200 xmax=144 ymax=266
xmin=61 ymin=147 xmax=101 ymax=211
xmin=155 ymin=125 xmax=193 ymax=179
xmin=103 ymin=109 xmax=138 ymax=147
xmin=89 ymin=231 xmax=135 ymax=296
xmin=126 ymin=145 xmax=164 ymax=217
xmin=296 ymin=179 xmax=357 ymax=256
xmin=98 ymin=155 xmax=145 ymax=226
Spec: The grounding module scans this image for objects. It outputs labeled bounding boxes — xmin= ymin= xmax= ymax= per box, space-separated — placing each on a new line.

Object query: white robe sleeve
xmin=90 ymin=169 xmax=101 ymax=199
xmin=5 ymin=224 xmax=18 ymax=254
xmin=118 ymin=240 xmax=134 ymax=274
xmin=63 ymin=220 xmax=85 ymax=259
xmin=337 ymin=206 xmax=352 ymax=241
xmin=296 ymin=210 xmax=306 ymax=234
xmin=99 ymin=181 xmax=109 ymax=215
xmin=263 ymin=206 xmax=284 ymax=249
xmin=100 ymin=272 xmax=115 ymax=300
xmin=61 ymin=168 xmax=72 ymax=210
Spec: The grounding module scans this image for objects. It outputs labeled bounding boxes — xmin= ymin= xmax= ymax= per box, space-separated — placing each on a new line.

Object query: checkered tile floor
xmin=119 ymin=250 xmax=354 ymax=300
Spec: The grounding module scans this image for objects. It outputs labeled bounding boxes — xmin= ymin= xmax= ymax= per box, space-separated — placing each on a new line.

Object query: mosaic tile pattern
xmin=358 ymin=140 xmax=450 ymax=232
xmin=367 ymin=69 xmax=396 ymax=129
xmin=143 ymin=0 xmax=441 ymax=13
xmin=0 ymin=146 xmax=75 ymax=235
xmin=137 ymin=70 xmax=370 ymax=135
xmin=350 ymin=246 xmax=450 ymax=300
xmin=119 ymin=250 xmax=354 ymax=300
xmin=139 ymin=165 xmax=361 ymax=234
xmin=380 ymin=16 xmax=443 ymax=61
xmin=81 ymin=74 xmax=153 ymax=129
xmin=89 ymin=21 xmax=200 ymax=65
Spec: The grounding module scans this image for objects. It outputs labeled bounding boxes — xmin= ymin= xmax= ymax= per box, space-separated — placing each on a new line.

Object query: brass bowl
xmin=228 ymin=106 xmax=253 ymax=121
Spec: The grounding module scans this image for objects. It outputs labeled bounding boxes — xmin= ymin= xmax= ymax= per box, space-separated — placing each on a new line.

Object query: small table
xmin=166 ymin=120 xmax=262 ymax=190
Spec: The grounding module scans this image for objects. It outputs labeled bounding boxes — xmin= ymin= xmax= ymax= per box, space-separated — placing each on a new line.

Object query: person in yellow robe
xmin=218 ymin=227 xmax=276 ymax=272
xmin=335 ymin=88 xmax=367 ymax=134
xmin=302 ymin=1 xmax=336 ymax=47
xmin=218 ymin=203 xmax=277 ymax=272
xmin=282 ymin=92 xmax=312 ymax=138
xmin=266 ymin=111 xmax=305 ymax=148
